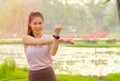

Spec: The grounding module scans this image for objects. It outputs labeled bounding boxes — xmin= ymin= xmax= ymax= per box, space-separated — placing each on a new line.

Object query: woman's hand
xmin=54 ymin=24 xmax=62 ymax=35
xmin=64 ymin=39 xmax=74 ymax=45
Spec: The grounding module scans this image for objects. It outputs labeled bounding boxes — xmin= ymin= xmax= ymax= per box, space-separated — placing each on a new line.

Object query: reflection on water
xmin=0 ymin=44 xmax=27 ymax=66
xmin=0 ymin=44 xmax=120 ymax=76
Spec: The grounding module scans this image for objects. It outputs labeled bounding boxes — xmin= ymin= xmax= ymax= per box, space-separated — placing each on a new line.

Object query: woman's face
xmin=29 ymin=16 xmax=44 ymax=35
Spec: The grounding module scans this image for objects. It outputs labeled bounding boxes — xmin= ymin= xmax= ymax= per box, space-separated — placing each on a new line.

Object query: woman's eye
xmin=34 ymin=23 xmax=37 ymax=25
xmin=39 ymin=22 xmax=42 ymax=25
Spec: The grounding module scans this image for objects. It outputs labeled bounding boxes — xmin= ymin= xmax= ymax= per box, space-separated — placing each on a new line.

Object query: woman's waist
xmin=29 ymin=64 xmax=52 ymax=71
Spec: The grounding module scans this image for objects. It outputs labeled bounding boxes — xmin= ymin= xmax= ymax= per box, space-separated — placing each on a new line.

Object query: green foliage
xmin=0 ymin=59 xmax=17 ymax=79
xmin=0 ymin=0 xmax=119 ymax=38
xmin=103 ymin=0 xmax=110 ymax=4
xmin=22 ymin=66 xmax=29 ymax=72
xmin=0 ymin=59 xmax=28 ymax=80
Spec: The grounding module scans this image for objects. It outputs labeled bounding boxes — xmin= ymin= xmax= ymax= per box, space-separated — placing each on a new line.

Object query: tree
xmin=117 ymin=0 xmax=120 ymax=20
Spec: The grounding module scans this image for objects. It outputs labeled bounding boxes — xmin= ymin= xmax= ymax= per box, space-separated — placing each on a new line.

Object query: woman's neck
xmin=33 ymin=33 xmax=42 ymax=38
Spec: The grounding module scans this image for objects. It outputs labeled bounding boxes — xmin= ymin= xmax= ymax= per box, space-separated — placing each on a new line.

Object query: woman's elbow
xmin=23 ymin=35 xmax=29 ymax=44
xmin=22 ymin=37 xmax=26 ymax=44
xmin=50 ymin=52 xmax=57 ymax=56
xmin=52 ymin=54 xmax=56 ymax=56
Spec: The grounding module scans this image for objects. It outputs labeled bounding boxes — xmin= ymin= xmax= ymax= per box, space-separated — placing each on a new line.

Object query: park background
xmin=0 ymin=0 xmax=120 ymax=81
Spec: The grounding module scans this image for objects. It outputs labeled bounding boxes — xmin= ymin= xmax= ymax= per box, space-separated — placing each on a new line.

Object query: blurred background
xmin=0 ymin=0 xmax=120 ymax=81
xmin=0 ymin=0 xmax=119 ymax=38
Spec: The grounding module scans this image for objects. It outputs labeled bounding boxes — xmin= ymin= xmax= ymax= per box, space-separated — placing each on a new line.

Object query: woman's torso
xmin=25 ymin=35 xmax=52 ymax=71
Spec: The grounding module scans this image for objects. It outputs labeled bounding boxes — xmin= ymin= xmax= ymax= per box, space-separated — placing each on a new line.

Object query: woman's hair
xmin=27 ymin=12 xmax=44 ymax=37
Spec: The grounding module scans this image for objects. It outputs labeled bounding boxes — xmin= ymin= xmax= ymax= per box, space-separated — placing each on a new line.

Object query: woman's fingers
xmin=69 ymin=40 xmax=74 ymax=45
xmin=66 ymin=39 xmax=74 ymax=45
xmin=55 ymin=24 xmax=62 ymax=35
xmin=70 ymin=40 xmax=74 ymax=45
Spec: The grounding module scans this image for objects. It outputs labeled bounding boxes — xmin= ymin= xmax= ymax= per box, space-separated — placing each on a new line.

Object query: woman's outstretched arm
xmin=23 ymin=35 xmax=73 ymax=45
xmin=23 ymin=35 xmax=53 ymax=45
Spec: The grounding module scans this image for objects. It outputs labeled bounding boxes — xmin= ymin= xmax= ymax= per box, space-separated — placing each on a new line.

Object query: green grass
xmin=57 ymin=75 xmax=97 ymax=81
xmin=0 ymin=69 xmax=28 ymax=80
xmin=0 ymin=75 xmax=97 ymax=81
xmin=67 ymin=40 xmax=120 ymax=47
xmin=1 ymin=72 xmax=120 ymax=81
xmin=0 ymin=59 xmax=28 ymax=80
xmin=103 ymin=73 xmax=120 ymax=81
xmin=0 ymin=39 xmax=120 ymax=48
xmin=0 ymin=59 xmax=98 ymax=81
xmin=1 ymin=59 xmax=120 ymax=81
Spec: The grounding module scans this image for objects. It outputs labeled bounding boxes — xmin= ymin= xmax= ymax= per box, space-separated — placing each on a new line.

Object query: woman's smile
xmin=34 ymin=28 xmax=41 ymax=33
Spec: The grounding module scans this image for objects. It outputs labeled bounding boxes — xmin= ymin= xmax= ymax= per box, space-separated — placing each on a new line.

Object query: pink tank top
xmin=25 ymin=35 xmax=53 ymax=70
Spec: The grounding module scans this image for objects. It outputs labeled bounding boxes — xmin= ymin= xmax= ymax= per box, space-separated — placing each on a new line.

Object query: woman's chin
xmin=35 ymin=31 xmax=41 ymax=35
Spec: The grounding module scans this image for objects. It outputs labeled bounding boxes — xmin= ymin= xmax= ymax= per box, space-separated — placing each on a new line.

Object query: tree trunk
xmin=117 ymin=0 xmax=120 ymax=20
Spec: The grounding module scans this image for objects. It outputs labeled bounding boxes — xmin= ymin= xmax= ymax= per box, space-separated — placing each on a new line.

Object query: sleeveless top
xmin=25 ymin=35 xmax=53 ymax=71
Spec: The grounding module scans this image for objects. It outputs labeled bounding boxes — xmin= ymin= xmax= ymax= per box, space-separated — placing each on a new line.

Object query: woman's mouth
xmin=35 ymin=29 xmax=41 ymax=33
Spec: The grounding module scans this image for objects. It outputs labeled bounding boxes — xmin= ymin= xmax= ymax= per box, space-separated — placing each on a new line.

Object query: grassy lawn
xmin=0 ymin=67 xmax=96 ymax=81
xmin=0 ymin=59 xmax=120 ymax=81
xmin=0 ymin=74 xmax=97 ymax=81
xmin=1 ymin=69 xmax=120 ymax=81
xmin=103 ymin=73 xmax=120 ymax=81
xmin=66 ymin=40 xmax=120 ymax=47
xmin=0 ymin=63 xmax=96 ymax=81
xmin=0 ymin=59 xmax=97 ymax=81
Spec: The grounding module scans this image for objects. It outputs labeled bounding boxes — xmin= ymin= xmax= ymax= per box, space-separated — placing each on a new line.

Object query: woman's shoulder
xmin=23 ymin=34 xmax=31 ymax=40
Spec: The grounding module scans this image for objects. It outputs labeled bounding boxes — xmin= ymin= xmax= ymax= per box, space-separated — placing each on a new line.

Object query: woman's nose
xmin=36 ymin=24 xmax=40 ymax=28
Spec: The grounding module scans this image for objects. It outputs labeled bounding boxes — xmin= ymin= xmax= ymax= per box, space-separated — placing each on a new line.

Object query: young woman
xmin=23 ymin=12 xmax=73 ymax=81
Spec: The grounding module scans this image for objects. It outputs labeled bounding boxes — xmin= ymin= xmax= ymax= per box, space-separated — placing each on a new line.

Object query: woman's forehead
xmin=31 ymin=17 xmax=43 ymax=22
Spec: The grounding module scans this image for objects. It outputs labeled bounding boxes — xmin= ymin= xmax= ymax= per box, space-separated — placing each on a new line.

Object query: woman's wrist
xmin=55 ymin=33 xmax=59 ymax=36
xmin=58 ymin=38 xmax=68 ymax=43
xmin=53 ymin=34 xmax=60 ymax=40
xmin=64 ymin=39 xmax=69 ymax=43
